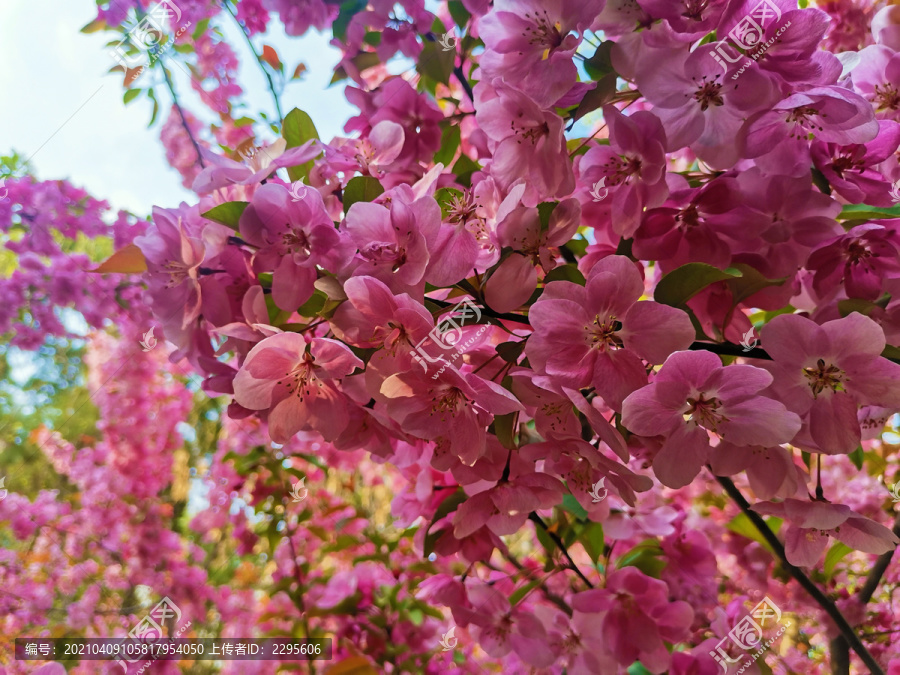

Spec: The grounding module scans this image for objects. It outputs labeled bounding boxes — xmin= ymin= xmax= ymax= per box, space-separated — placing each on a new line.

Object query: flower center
xmin=362 ymin=241 xmax=406 ymax=271
xmin=694 ymin=80 xmax=724 ymax=111
xmin=682 ymin=0 xmax=711 ymax=20
xmin=430 ymin=386 xmax=466 ymax=419
xmin=587 ymin=315 xmax=624 ymax=352
xmin=276 ymin=353 xmax=319 ymax=401
xmin=683 ymin=392 xmax=726 ymax=431
xmin=786 ymin=106 xmax=825 ymax=139
xmin=521 ymin=10 xmax=564 ymax=51
xmin=846 ymin=239 xmax=872 ymax=266
xmin=281 ymin=228 xmax=311 ymax=259
xmin=874 ymin=83 xmax=900 ymax=112
xmin=676 ymin=203 xmax=701 ymax=229
xmin=803 ymin=358 xmax=843 ymax=397
xmin=163 ymin=259 xmax=192 ymax=288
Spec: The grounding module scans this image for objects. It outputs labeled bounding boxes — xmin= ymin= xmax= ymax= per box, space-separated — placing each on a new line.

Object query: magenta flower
xmin=476 ymin=82 xmax=574 ymax=205
xmin=635 ymin=44 xmax=776 ymax=169
xmin=851 ymin=45 xmax=900 ymax=121
xmin=811 ymin=121 xmax=900 ymax=207
xmin=239 ymin=182 xmax=353 ymax=311
xmin=483 ymin=198 xmax=581 ymax=313
xmin=761 ymin=312 xmax=900 ymax=454
xmin=807 ymin=221 xmax=900 ymax=300
xmin=233 ymin=333 xmax=363 ymax=443
xmin=192 ymin=138 xmax=320 ymax=194
xmin=134 ymin=205 xmax=205 ymax=329
xmin=325 ymin=120 xmax=405 ymax=178
xmin=453 ymin=473 xmax=564 ymax=539
xmin=577 ymin=106 xmax=669 ymax=238
xmin=381 ymin=366 xmax=523 ymax=466
xmin=572 ymin=567 xmax=694 ymax=673
xmin=367 ymin=78 xmax=443 ymax=165
xmin=622 ymin=351 xmax=801 ymax=488
xmin=753 ymin=498 xmax=899 ymax=567
xmin=526 ymin=255 xmax=696 ymax=410
xmin=479 ymin=0 xmax=604 ymax=107
xmin=344 ymin=194 xmax=440 ymax=293
xmin=743 ymin=86 xmax=879 ymax=177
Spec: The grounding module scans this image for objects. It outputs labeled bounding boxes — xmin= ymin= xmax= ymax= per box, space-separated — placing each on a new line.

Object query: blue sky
xmin=0 ymin=0 xmax=355 ymax=216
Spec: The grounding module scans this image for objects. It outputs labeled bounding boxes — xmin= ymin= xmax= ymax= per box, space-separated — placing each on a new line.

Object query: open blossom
xmin=381 ymin=365 xmax=523 ymax=466
xmin=753 ymin=498 xmax=899 ymax=567
xmin=572 ymin=567 xmax=694 ymax=673
xmin=761 ymin=312 xmax=900 ymax=454
xmin=527 ymin=255 xmax=696 ymax=410
xmin=484 ymin=198 xmax=581 ymax=313
xmin=134 ymin=205 xmax=205 ymax=329
xmin=478 ymin=0 xmax=605 ymax=107
xmin=233 ymin=333 xmax=363 ymax=443
xmin=193 ymin=138 xmax=320 ymax=193
xmin=622 ymin=351 xmax=801 ymax=488
xmin=344 ymin=194 xmax=440 ymax=293
xmin=577 ymin=105 xmax=669 ymax=238
xmin=476 ymin=82 xmax=574 ymax=205
xmin=807 ymin=221 xmax=900 ymax=300
xmin=239 ymin=182 xmax=353 ymax=311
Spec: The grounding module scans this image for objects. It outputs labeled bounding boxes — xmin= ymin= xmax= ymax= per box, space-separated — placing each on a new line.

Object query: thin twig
xmin=160 ymin=64 xmax=206 ymax=169
xmin=221 ymin=0 xmax=284 ymax=124
xmin=528 ymin=513 xmax=594 ymax=590
xmin=715 ymin=474 xmax=885 ymax=675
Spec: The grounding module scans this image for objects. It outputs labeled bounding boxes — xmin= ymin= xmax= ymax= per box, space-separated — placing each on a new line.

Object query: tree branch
xmin=160 ymin=64 xmax=206 ymax=169
xmin=715 ymin=474 xmax=885 ymax=675
xmin=528 ymin=513 xmax=594 ymax=590
xmin=829 ymin=511 xmax=900 ymax=675
xmin=221 ymin=0 xmax=284 ymax=125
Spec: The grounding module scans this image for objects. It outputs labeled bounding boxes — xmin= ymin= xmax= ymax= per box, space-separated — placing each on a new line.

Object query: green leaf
xmin=838 ymin=203 xmax=900 ymax=220
xmin=416 ymin=39 xmax=455 ymax=85
xmin=123 ymin=88 xmax=141 ymax=105
xmin=536 ymin=201 xmax=558 ymax=231
xmin=332 ymin=0 xmax=367 ymax=42
xmin=573 ymin=74 xmax=617 ymax=122
xmin=509 ymin=579 xmax=542 ymax=607
xmin=451 ymin=154 xmax=479 ymax=187
xmin=493 ymin=412 xmax=517 ymax=450
xmin=543 ymin=264 xmax=585 ymax=285
xmin=848 ymin=446 xmax=864 ymax=470
xmin=615 ymin=540 xmax=665 ymax=578
xmin=654 ymin=263 xmax=740 ymax=307
xmin=561 ymin=494 xmax=588 ymax=520
xmin=201 ymin=201 xmax=249 ymax=230
xmin=838 ymin=298 xmax=881 ymax=318
xmin=447 ymin=0 xmax=472 ymax=28
xmin=496 ymin=341 xmax=525 ymax=364
xmin=343 ymin=176 xmax=385 ymax=211
xmin=726 ymin=513 xmax=782 ymax=556
xmin=725 ymin=263 xmax=787 ymax=307
xmin=584 ymin=41 xmax=615 ymax=80
xmin=578 ymin=522 xmax=605 ymax=564
xmin=627 ymin=663 xmax=654 ymax=675
xmin=296 ymin=290 xmax=328 ymax=317
xmin=80 ymin=18 xmax=107 ymax=33
xmin=282 ymin=108 xmax=320 ymax=182
xmin=824 ymin=541 xmax=853 ymax=580
xmin=434 ymin=124 xmax=461 ymax=166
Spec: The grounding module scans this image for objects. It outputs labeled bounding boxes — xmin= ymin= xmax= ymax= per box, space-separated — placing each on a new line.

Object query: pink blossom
xmin=572 ymin=567 xmax=694 ymax=673
xmin=753 ymin=498 xmax=899 ymax=567
xmin=476 ymin=82 xmax=574 ymax=205
xmin=234 ymin=333 xmax=363 ymax=443
xmin=761 ymin=312 xmax=900 ymax=454
xmin=193 ymin=138 xmax=320 ymax=194
xmin=527 ymin=255 xmax=696 ymax=410
xmin=239 ymin=182 xmax=354 ymax=311
xmin=622 ymin=350 xmax=801 ymax=488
